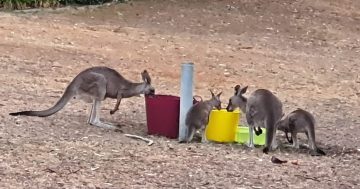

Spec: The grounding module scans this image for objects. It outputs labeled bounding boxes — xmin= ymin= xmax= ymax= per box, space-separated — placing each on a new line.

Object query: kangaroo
xmin=276 ymin=108 xmax=326 ymax=156
xmin=226 ymin=85 xmax=283 ymax=154
xmin=180 ymin=90 xmax=222 ymax=143
xmin=9 ymin=66 xmax=155 ymax=129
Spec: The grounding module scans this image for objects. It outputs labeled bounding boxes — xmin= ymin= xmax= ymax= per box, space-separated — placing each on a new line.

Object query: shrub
xmin=0 ymin=0 xmax=119 ymax=10
xmin=59 ymin=0 xmax=113 ymax=6
xmin=1 ymin=0 xmax=59 ymax=9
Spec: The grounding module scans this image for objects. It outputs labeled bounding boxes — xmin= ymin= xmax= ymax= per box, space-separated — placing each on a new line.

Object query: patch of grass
xmin=0 ymin=0 xmax=59 ymax=9
xmin=61 ymin=0 xmax=110 ymax=5
xmin=0 ymin=0 xmax=123 ymax=10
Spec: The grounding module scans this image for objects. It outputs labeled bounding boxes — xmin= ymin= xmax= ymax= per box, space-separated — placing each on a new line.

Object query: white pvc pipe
xmin=178 ymin=62 xmax=194 ymax=141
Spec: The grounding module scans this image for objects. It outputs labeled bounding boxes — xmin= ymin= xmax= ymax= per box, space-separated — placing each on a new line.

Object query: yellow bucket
xmin=205 ymin=109 xmax=241 ymax=143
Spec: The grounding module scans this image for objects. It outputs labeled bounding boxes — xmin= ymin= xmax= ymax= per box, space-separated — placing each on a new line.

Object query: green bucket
xmin=235 ymin=126 xmax=266 ymax=146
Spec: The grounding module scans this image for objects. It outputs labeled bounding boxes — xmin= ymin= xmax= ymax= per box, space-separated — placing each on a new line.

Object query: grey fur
xmin=9 ymin=66 xmax=155 ymax=129
xmin=276 ymin=108 xmax=326 ymax=156
xmin=181 ymin=90 xmax=222 ymax=143
xmin=226 ymin=85 xmax=283 ymax=153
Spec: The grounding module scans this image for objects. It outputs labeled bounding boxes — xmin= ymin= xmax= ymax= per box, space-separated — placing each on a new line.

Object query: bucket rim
xmin=145 ymin=94 xmax=180 ymax=100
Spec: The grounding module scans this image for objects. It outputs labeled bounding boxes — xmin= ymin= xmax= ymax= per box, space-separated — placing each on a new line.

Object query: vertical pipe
xmin=178 ymin=62 xmax=194 ymax=141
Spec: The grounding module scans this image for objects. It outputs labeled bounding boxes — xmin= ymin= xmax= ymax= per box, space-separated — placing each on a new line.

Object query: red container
xmin=145 ymin=95 xmax=181 ymax=139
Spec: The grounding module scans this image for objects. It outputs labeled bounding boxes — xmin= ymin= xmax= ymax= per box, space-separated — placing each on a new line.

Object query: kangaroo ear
xmin=216 ymin=91 xmax=222 ymax=98
xmin=240 ymin=86 xmax=248 ymax=95
xmin=141 ymin=70 xmax=151 ymax=84
xmin=209 ymin=89 xmax=215 ymax=97
xmin=234 ymin=85 xmax=240 ymax=95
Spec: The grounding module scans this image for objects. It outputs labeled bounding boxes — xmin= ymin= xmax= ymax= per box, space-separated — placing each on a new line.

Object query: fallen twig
xmin=69 ymin=168 xmax=81 ymax=174
xmin=124 ymin=134 xmax=154 ymax=146
xmin=44 ymin=167 xmax=57 ymax=173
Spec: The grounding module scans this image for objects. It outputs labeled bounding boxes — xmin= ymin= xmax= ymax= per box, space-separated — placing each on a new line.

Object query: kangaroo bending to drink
xmin=181 ymin=90 xmax=222 ymax=143
xmin=276 ymin=108 xmax=326 ymax=156
xmin=226 ymin=85 xmax=283 ymax=154
xmin=9 ymin=66 xmax=155 ymax=129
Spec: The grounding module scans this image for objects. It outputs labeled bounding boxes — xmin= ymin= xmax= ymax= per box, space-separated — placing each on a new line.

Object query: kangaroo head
xmin=226 ymin=84 xmax=248 ymax=112
xmin=209 ymin=89 xmax=222 ymax=110
xmin=275 ymin=113 xmax=288 ymax=132
xmin=141 ymin=70 xmax=155 ymax=96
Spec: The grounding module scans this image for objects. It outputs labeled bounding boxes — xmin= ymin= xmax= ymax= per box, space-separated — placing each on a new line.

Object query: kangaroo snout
xmin=149 ymin=88 xmax=155 ymax=95
xmin=215 ymin=104 xmax=222 ymax=110
xmin=145 ymin=88 xmax=155 ymax=96
xmin=226 ymin=106 xmax=233 ymax=112
xmin=226 ymin=101 xmax=234 ymax=112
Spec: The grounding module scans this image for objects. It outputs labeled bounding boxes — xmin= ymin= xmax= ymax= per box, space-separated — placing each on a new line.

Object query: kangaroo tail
xmin=263 ymin=116 xmax=277 ymax=154
xmin=9 ymin=85 xmax=75 ymax=117
xmin=310 ymin=147 xmax=326 ymax=156
xmin=185 ymin=126 xmax=196 ymax=143
xmin=315 ymin=148 xmax=326 ymax=156
xmin=263 ymin=117 xmax=276 ymax=154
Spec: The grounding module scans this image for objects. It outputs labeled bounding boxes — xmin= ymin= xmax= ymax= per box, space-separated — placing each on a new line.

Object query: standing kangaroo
xmin=226 ymin=85 xmax=283 ymax=154
xmin=181 ymin=90 xmax=222 ymax=143
xmin=9 ymin=66 xmax=155 ymax=129
xmin=276 ymin=108 xmax=326 ymax=156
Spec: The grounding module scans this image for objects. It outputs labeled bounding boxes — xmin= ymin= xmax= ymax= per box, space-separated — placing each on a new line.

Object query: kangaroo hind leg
xmin=88 ymin=99 xmax=117 ymax=129
xmin=80 ymin=73 xmax=117 ymax=129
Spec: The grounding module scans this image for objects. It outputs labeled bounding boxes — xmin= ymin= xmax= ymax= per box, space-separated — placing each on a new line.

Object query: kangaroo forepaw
xmin=288 ymin=138 xmax=293 ymax=144
xmin=255 ymin=128 xmax=263 ymax=136
xmin=285 ymin=132 xmax=293 ymax=144
xmin=110 ymin=109 xmax=117 ymax=115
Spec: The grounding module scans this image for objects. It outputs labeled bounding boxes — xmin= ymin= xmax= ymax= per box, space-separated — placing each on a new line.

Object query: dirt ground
xmin=0 ymin=0 xmax=359 ymax=188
